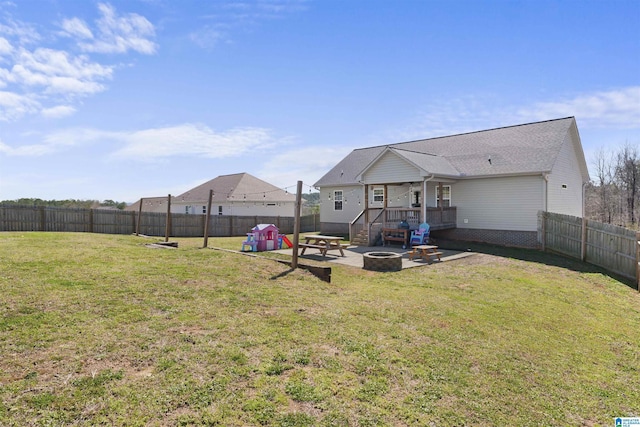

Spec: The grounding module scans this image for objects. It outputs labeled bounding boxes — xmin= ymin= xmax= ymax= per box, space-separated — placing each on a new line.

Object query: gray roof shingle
xmin=176 ymin=173 xmax=296 ymax=203
xmin=315 ymin=117 xmax=579 ymax=186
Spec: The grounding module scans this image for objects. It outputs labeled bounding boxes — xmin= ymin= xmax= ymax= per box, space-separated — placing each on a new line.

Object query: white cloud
xmin=0 ymin=3 xmax=153 ymax=122
xmin=41 ymin=104 xmax=76 ymax=118
xmin=193 ymin=0 xmax=306 ymax=49
xmin=0 ymin=18 xmax=41 ymax=45
xmin=397 ymin=86 xmax=640 ymax=144
xmin=518 ymin=86 xmax=640 ymax=129
xmin=259 ymin=145 xmax=353 ymax=189
xmin=111 ymin=124 xmax=277 ymax=160
xmin=60 ymin=17 xmax=94 ymax=40
xmin=77 ymin=3 xmax=157 ymax=54
xmin=0 ymin=123 xmax=280 ymax=160
xmin=10 ymin=48 xmax=112 ymax=95
xmin=0 ymin=36 xmax=12 ymax=55
xmin=0 ymin=90 xmax=39 ymax=121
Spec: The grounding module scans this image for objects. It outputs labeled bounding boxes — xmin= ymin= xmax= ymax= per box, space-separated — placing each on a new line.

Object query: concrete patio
xmin=274 ymin=244 xmax=475 ymax=269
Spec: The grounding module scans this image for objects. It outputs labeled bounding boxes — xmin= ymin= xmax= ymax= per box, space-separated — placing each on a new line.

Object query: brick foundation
xmin=432 ymin=228 xmax=539 ymax=249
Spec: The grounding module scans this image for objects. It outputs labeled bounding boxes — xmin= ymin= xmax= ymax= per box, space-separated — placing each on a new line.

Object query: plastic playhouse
xmin=242 ymin=224 xmax=293 ymax=252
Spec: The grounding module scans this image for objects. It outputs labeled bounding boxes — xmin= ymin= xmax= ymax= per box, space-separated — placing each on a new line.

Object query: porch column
xmin=364 ymin=184 xmax=369 ymax=225
xmin=423 ymin=179 xmax=427 ymax=223
xmin=383 ymin=185 xmax=388 ymax=208
xmin=438 ymin=182 xmax=444 ymax=211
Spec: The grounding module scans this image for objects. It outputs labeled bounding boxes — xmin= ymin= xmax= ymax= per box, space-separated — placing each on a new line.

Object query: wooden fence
xmin=0 ymin=205 xmax=319 ymax=237
xmin=539 ymin=211 xmax=639 ymax=288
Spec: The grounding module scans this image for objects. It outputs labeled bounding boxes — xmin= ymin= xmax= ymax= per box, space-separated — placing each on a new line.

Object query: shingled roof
xmin=176 ymin=172 xmax=296 ymax=203
xmin=315 ymin=117 xmax=585 ymax=186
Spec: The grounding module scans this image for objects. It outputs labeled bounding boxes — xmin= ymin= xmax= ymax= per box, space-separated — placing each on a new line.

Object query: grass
xmin=0 ymin=231 xmax=639 ymax=426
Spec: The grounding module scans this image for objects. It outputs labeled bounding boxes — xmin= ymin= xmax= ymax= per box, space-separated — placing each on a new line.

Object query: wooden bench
xmin=299 ymin=243 xmax=329 ymax=255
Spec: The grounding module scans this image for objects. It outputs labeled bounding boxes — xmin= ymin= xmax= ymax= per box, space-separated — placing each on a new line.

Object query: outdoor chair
xmin=409 ymin=223 xmax=430 ymax=246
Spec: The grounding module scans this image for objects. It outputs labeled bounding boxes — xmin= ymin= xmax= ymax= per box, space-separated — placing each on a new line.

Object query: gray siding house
xmin=314 ymin=117 xmax=589 ymax=248
xmin=128 ymin=173 xmax=296 ymax=217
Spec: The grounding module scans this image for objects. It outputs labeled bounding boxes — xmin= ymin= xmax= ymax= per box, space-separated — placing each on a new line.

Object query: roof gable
xmin=315 ymin=117 xmax=584 ymax=186
xmin=176 ymin=173 xmax=296 ymax=203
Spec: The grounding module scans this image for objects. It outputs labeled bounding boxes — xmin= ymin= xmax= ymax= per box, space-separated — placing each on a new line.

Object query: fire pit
xmin=363 ymin=252 xmax=402 ymax=272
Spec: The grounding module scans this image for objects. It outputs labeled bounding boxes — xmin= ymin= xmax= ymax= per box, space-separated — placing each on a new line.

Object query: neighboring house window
xmin=185 ymin=206 xmax=189 ymax=214
xmin=373 ymin=188 xmax=384 ymax=203
xmin=436 ymin=186 xmax=451 ymax=208
xmin=202 ymin=206 xmax=206 ymax=214
xmin=218 ymin=206 xmax=223 ymax=215
xmin=334 ymin=190 xmax=343 ymax=211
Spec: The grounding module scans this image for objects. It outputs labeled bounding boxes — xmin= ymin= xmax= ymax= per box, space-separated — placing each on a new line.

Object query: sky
xmin=0 ymin=0 xmax=638 ymax=203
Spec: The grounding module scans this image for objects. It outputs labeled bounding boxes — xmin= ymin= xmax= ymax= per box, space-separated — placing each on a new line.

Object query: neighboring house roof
xmin=175 ymin=172 xmax=296 ymax=203
xmin=315 ymin=117 xmax=589 ymax=186
xmin=125 ymin=196 xmax=168 ymax=211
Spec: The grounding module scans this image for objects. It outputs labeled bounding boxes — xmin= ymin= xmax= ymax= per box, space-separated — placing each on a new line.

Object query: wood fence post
xmin=541 ymin=211 xmax=546 ymax=251
xmin=203 ymin=190 xmax=213 ymax=248
xmin=636 ymin=232 xmax=640 ymax=291
xmin=165 ymin=194 xmax=171 ymax=242
xmin=89 ymin=209 xmax=94 ymax=233
xmin=292 ymin=181 xmax=303 ymax=270
xmin=581 ymin=217 xmax=587 ymax=261
xmin=39 ymin=206 xmax=46 ymax=231
xmin=136 ymin=198 xmax=143 ymax=236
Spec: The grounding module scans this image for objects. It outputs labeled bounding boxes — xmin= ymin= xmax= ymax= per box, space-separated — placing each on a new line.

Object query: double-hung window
xmin=436 ymin=185 xmax=451 ymax=208
xmin=373 ymin=188 xmax=384 ymax=203
xmin=334 ymin=190 xmax=343 ymax=211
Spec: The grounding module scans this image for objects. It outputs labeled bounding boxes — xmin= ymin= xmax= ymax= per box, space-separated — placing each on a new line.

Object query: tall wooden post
xmin=581 ymin=217 xmax=587 ymax=261
xmin=203 ymin=189 xmax=214 ymax=248
xmin=136 ymin=198 xmax=143 ymax=236
xmin=636 ymin=232 xmax=640 ymax=291
xmin=292 ymin=181 xmax=303 ymax=270
xmin=165 ymin=194 xmax=171 ymax=242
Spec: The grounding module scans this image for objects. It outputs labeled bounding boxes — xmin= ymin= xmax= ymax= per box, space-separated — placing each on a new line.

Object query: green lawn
xmin=0 ymin=232 xmax=638 ymax=426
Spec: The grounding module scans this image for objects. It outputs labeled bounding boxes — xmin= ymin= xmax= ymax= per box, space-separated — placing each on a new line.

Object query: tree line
xmin=586 ymin=144 xmax=640 ymax=228
xmin=0 ymin=199 xmax=128 ymax=210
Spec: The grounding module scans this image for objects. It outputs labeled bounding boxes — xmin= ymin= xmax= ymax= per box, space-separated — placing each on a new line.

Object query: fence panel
xmin=540 ymin=211 xmax=637 ymax=282
xmin=0 ymin=205 xmax=319 ymax=238
xmin=93 ymin=209 xmax=135 ymax=234
xmin=586 ymin=220 xmax=636 ymax=280
xmin=543 ymin=212 xmax=582 ymax=259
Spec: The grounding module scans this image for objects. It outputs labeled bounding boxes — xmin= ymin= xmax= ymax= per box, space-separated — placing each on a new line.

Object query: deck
xmin=350 ymin=207 xmax=456 ymax=246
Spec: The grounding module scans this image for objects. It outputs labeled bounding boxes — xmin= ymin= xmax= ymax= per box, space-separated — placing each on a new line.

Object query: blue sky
xmin=0 ymin=0 xmax=638 ymax=202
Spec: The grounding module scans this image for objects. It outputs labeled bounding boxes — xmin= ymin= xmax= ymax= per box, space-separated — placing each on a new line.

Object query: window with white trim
xmin=435 ymin=185 xmax=451 ymax=208
xmin=373 ymin=188 xmax=384 ymax=203
xmin=334 ymin=190 xmax=343 ymax=211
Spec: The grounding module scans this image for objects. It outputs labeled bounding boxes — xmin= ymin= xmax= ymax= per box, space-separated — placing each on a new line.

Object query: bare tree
xmin=614 ymin=144 xmax=640 ymax=225
xmin=592 ymin=148 xmax=615 ymax=223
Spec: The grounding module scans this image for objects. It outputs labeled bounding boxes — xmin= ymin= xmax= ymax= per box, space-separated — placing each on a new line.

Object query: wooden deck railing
xmin=350 ymin=207 xmax=457 ymax=245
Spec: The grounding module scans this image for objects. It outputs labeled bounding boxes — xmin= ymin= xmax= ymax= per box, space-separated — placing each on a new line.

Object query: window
xmin=185 ymin=206 xmax=190 ymax=214
xmin=202 ymin=205 xmax=206 ymax=214
xmin=435 ymin=185 xmax=451 ymax=208
xmin=373 ymin=188 xmax=384 ymax=203
xmin=218 ymin=206 xmax=223 ymax=215
xmin=334 ymin=190 xmax=343 ymax=211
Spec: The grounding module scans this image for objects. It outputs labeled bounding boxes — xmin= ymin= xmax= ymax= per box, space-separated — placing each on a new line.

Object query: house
xmin=313 ymin=117 xmax=589 ymax=248
xmin=126 ymin=196 xmax=170 ymax=213
xmin=127 ymin=173 xmax=296 ymax=217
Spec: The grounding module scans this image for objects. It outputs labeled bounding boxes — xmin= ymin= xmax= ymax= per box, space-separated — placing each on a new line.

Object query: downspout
xmin=542 ymin=173 xmax=550 ymax=212
xmin=422 ymin=174 xmax=435 ymax=223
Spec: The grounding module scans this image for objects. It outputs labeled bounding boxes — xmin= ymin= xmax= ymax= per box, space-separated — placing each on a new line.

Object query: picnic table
xmin=407 ymin=245 xmax=442 ymax=262
xmin=299 ymin=234 xmax=346 ymax=257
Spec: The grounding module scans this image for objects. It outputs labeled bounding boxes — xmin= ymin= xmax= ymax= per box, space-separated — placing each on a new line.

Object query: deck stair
xmin=350 ymin=228 xmax=370 ymax=246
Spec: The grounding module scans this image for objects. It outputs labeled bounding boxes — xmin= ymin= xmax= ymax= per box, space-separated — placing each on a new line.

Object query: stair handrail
xmin=367 ymin=208 xmax=385 ymax=245
xmin=349 ymin=209 xmax=367 ymax=242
